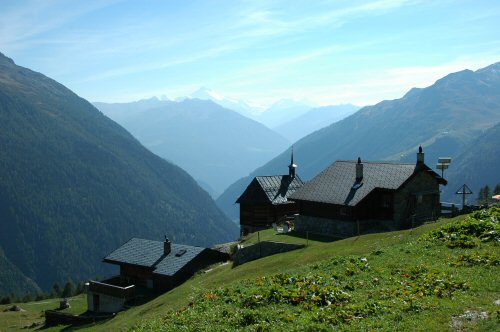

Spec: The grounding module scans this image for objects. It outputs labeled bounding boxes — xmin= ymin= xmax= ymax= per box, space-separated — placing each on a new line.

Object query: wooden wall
xmin=120 ymin=265 xmax=153 ymax=287
xmin=240 ymin=203 xmax=299 ymax=235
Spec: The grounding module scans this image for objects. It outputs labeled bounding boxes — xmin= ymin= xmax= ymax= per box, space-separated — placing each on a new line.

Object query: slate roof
xmin=236 ymin=175 xmax=304 ymax=205
xmin=290 ymin=160 xmax=446 ymax=206
xmin=103 ymin=238 xmax=206 ymax=277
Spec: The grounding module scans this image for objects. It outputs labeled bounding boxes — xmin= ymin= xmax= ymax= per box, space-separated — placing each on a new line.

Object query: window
xmin=175 ymin=249 xmax=187 ymax=257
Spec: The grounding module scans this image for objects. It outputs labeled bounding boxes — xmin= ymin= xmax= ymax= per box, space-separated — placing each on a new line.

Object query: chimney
xmin=417 ymin=145 xmax=424 ymax=164
xmin=164 ymin=236 xmax=171 ymax=255
xmin=356 ymin=157 xmax=363 ymax=182
xmin=288 ymin=147 xmax=297 ymax=178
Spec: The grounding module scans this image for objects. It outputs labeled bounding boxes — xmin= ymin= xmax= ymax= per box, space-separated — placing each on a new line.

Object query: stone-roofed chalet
xmin=289 ymin=147 xmax=446 ymax=238
xmin=87 ymin=237 xmax=227 ymax=313
xmin=236 ymin=150 xmax=303 ymax=235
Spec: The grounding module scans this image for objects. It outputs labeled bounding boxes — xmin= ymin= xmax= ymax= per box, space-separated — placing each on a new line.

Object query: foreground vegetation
xmin=134 ymin=209 xmax=499 ymax=331
xmin=2 ymin=209 xmax=498 ymax=331
xmin=0 ymin=294 xmax=87 ymax=331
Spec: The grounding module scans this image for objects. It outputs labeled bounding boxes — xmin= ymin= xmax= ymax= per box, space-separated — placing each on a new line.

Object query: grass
xmin=7 ymin=210 xmax=499 ymax=331
xmin=81 ymin=214 xmax=468 ymax=331
xmin=0 ymin=293 xmax=87 ymax=331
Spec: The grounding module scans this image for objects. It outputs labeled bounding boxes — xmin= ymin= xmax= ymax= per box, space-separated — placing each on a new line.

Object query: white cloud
xmin=283 ymin=56 xmax=500 ymax=106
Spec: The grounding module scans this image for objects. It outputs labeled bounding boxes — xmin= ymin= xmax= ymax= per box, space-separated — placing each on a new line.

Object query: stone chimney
xmin=164 ymin=236 xmax=171 ymax=255
xmin=417 ymin=145 xmax=424 ymax=164
xmin=356 ymin=157 xmax=363 ymax=182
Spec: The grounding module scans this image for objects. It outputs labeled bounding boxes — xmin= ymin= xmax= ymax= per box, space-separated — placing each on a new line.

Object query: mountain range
xmin=0 ymin=52 xmax=238 ymax=295
xmin=217 ymin=62 xmax=500 ymax=220
xmin=171 ymin=88 xmax=360 ymax=145
xmin=94 ymin=98 xmax=290 ymax=196
xmin=179 ymin=88 xmax=320 ymax=128
xmin=273 ymin=104 xmax=359 ymax=142
xmin=182 ymin=87 xmax=265 ymax=120
xmin=257 ymin=98 xmax=316 ymax=128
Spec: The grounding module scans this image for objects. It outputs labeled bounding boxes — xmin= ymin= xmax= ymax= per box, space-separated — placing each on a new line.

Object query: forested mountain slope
xmin=0 ymin=52 xmax=237 ymax=295
xmin=442 ymin=121 xmax=500 ymax=204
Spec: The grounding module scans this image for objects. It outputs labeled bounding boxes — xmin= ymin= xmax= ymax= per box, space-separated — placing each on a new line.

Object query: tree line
xmin=477 ymin=183 xmax=500 ymax=205
xmin=0 ymin=280 xmax=86 ymax=305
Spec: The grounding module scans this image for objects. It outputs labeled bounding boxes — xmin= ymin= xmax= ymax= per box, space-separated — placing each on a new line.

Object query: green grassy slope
xmin=65 ymin=209 xmax=497 ymax=331
xmin=8 ymin=210 xmax=499 ymax=331
xmin=0 ymin=294 xmax=87 ymax=331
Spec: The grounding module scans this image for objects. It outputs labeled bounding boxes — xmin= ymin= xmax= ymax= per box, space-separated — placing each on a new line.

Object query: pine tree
xmin=21 ymin=293 xmax=33 ymax=303
xmin=62 ymin=280 xmax=76 ymax=298
xmin=0 ymin=296 xmax=11 ymax=304
xmin=494 ymin=183 xmax=500 ymax=195
xmin=477 ymin=187 xmax=485 ymax=205
xmin=484 ymin=185 xmax=491 ymax=205
xmin=75 ymin=281 xmax=86 ymax=295
xmin=52 ymin=283 xmax=62 ymax=298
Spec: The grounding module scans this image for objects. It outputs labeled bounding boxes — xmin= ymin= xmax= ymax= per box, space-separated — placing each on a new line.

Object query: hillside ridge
xmin=0 ymin=52 xmax=238 ymax=295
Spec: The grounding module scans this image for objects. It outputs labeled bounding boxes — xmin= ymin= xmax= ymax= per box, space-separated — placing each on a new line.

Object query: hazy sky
xmin=1 ymin=0 xmax=499 ymax=106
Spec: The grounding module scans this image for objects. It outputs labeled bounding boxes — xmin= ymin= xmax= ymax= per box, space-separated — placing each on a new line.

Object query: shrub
xmin=421 ymin=207 xmax=499 ymax=248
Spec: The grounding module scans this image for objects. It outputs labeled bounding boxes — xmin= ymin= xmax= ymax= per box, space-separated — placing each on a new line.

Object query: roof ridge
xmin=336 ymin=160 xmax=416 ymax=165
xmin=256 ymin=174 xmax=290 ymax=178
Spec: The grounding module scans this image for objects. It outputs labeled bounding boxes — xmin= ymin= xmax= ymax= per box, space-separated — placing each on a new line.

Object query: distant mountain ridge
xmin=0 ymin=52 xmax=238 ymax=295
xmin=217 ymin=62 xmax=500 ymax=220
xmin=274 ymin=104 xmax=359 ymax=142
xmin=94 ymin=98 xmax=290 ymax=196
xmin=182 ymin=87 xmax=265 ymax=120
xmin=177 ymin=88 xmax=318 ymax=128
xmin=258 ymin=99 xmax=316 ymax=128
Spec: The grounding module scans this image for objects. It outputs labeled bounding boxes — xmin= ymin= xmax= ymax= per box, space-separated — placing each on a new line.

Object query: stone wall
xmin=233 ymin=241 xmax=304 ymax=266
xmin=87 ymin=290 xmax=127 ymax=313
xmin=393 ymin=171 xmax=440 ymax=227
xmin=294 ymin=215 xmax=397 ymax=238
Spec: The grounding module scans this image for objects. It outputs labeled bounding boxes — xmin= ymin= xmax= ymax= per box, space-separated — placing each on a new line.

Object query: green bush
xmin=421 ymin=207 xmax=499 ymax=248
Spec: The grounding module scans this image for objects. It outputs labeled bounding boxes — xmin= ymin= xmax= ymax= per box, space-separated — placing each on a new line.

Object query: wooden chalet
xmin=87 ymin=237 xmax=227 ymax=313
xmin=289 ymin=147 xmax=447 ymax=238
xmin=236 ymin=152 xmax=303 ymax=236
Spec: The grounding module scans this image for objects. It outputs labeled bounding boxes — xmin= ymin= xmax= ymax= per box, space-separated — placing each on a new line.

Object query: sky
xmin=1 ymin=0 xmax=499 ymax=107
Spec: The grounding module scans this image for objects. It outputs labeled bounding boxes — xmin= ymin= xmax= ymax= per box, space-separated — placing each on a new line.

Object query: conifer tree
xmin=52 ymin=283 xmax=62 ymax=298
xmin=477 ymin=187 xmax=485 ymax=205
xmin=484 ymin=185 xmax=491 ymax=205
xmin=0 ymin=295 xmax=11 ymax=304
xmin=62 ymin=280 xmax=76 ymax=298
xmin=494 ymin=183 xmax=500 ymax=195
xmin=22 ymin=293 xmax=33 ymax=303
